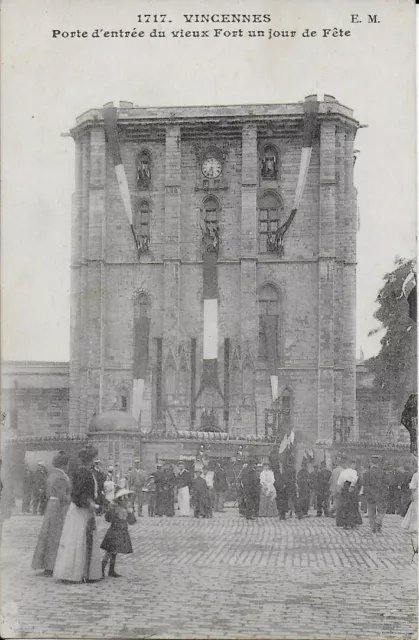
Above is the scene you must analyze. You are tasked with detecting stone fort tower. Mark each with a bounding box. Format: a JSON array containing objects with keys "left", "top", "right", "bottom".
[{"left": 69, "top": 95, "right": 359, "bottom": 453}]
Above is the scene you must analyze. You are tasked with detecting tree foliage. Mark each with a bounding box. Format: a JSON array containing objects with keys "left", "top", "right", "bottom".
[{"left": 366, "top": 257, "right": 417, "bottom": 411}]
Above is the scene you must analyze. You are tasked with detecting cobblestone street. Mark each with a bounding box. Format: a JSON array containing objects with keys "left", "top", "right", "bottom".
[{"left": 0, "top": 509, "right": 417, "bottom": 639}]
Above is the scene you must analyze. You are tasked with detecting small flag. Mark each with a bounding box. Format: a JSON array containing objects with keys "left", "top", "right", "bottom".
[{"left": 278, "top": 432, "right": 288, "bottom": 455}]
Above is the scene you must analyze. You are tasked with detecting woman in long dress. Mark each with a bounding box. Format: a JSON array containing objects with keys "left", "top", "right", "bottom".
[
  {"left": 32, "top": 452, "right": 71, "bottom": 575},
  {"left": 402, "top": 470, "right": 418, "bottom": 558},
  {"left": 259, "top": 462, "right": 278, "bottom": 517},
  {"left": 336, "top": 464, "right": 362, "bottom": 529},
  {"left": 53, "top": 446, "right": 102, "bottom": 583}
]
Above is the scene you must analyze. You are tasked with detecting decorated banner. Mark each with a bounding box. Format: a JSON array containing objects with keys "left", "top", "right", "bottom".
[
  {"left": 196, "top": 251, "right": 223, "bottom": 400},
  {"left": 132, "top": 316, "right": 150, "bottom": 422},
  {"left": 262, "top": 315, "right": 279, "bottom": 402}
]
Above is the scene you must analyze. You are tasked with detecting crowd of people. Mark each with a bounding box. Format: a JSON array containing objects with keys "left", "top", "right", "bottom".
[
  {"left": 30, "top": 447, "right": 138, "bottom": 582},
  {"left": 234, "top": 453, "right": 417, "bottom": 534},
  {"left": 1, "top": 445, "right": 416, "bottom": 585}
]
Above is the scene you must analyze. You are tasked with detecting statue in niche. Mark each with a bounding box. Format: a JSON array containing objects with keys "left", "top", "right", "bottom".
[
  {"left": 200, "top": 219, "right": 219, "bottom": 253},
  {"left": 261, "top": 148, "right": 278, "bottom": 180},
  {"left": 136, "top": 151, "right": 151, "bottom": 189}
]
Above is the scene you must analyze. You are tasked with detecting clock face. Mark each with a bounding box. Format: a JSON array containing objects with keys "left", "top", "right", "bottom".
[{"left": 201, "top": 157, "right": 222, "bottom": 179}]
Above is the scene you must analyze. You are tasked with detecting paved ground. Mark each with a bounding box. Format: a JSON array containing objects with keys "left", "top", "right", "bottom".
[{"left": 0, "top": 506, "right": 417, "bottom": 639}]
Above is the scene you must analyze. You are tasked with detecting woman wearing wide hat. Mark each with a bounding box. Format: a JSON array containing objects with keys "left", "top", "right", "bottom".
[
  {"left": 32, "top": 451, "right": 71, "bottom": 575},
  {"left": 53, "top": 446, "right": 102, "bottom": 583}
]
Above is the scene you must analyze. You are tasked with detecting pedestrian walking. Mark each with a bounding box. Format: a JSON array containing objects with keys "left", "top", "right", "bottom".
[
  {"left": 22, "top": 464, "right": 33, "bottom": 513},
  {"left": 237, "top": 462, "right": 247, "bottom": 516},
  {"left": 145, "top": 473, "right": 156, "bottom": 517},
  {"left": 398, "top": 466, "right": 413, "bottom": 516},
  {"left": 362, "top": 455, "right": 388, "bottom": 534},
  {"left": 296, "top": 459, "right": 311, "bottom": 518},
  {"left": 386, "top": 464, "right": 400, "bottom": 514},
  {"left": 241, "top": 457, "right": 260, "bottom": 520},
  {"left": 203, "top": 468, "right": 215, "bottom": 513},
  {"left": 176, "top": 460, "right": 192, "bottom": 516},
  {"left": 401, "top": 467, "right": 418, "bottom": 560},
  {"left": 104, "top": 469, "right": 116, "bottom": 506},
  {"left": 32, "top": 452, "right": 71, "bottom": 575},
  {"left": 101, "top": 488, "right": 136, "bottom": 578},
  {"left": 315, "top": 461, "right": 331, "bottom": 517},
  {"left": 154, "top": 461, "right": 164, "bottom": 515},
  {"left": 273, "top": 465, "right": 288, "bottom": 520},
  {"left": 155, "top": 463, "right": 176, "bottom": 517},
  {"left": 127, "top": 458, "right": 147, "bottom": 516},
  {"left": 53, "top": 446, "right": 102, "bottom": 583},
  {"left": 258, "top": 462, "right": 278, "bottom": 517},
  {"left": 92, "top": 459, "right": 106, "bottom": 515},
  {"left": 283, "top": 459, "right": 297, "bottom": 518},
  {"left": 32, "top": 462, "right": 48, "bottom": 516},
  {"left": 329, "top": 456, "right": 345, "bottom": 517},
  {"left": 213, "top": 462, "right": 228, "bottom": 512},
  {"left": 336, "top": 461, "right": 362, "bottom": 529},
  {"left": 309, "top": 465, "right": 319, "bottom": 511},
  {"left": 192, "top": 467, "right": 212, "bottom": 518}
]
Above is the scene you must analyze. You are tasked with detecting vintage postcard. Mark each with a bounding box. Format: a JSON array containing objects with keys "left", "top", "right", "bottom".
[{"left": 1, "top": 0, "right": 417, "bottom": 638}]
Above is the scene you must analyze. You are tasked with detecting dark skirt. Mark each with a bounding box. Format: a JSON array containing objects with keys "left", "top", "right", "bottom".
[
  {"left": 336, "top": 486, "right": 362, "bottom": 527},
  {"left": 155, "top": 489, "right": 175, "bottom": 517},
  {"left": 101, "top": 519, "right": 132, "bottom": 554}
]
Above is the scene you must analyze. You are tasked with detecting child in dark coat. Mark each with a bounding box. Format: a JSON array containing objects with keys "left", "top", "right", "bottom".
[{"left": 101, "top": 489, "right": 136, "bottom": 578}]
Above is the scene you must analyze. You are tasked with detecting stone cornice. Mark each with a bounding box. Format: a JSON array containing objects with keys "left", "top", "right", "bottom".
[{"left": 69, "top": 101, "right": 360, "bottom": 140}]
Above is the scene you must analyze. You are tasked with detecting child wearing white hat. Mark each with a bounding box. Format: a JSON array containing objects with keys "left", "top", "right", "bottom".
[{"left": 100, "top": 489, "right": 136, "bottom": 578}]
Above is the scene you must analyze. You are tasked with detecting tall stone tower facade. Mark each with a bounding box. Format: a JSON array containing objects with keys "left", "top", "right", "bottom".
[{"left": 69, "top": 95, "right": 359, "bottom": 453}]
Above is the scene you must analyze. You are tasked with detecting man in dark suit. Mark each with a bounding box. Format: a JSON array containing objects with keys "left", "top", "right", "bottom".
[
  {"left": 273, "top": 465, "right": 289, "bottom": 520},
  {"left": 241, "top": 457, "right": 260, "bottom": 520},
  {"left": 363, "top": 455, "right": 389, "bottom": 533},
  {"left": 92, "top": 459, "right": 106, "bottom": 514},
  {"left": 214, "top": 462, "right": 229, "bottom": 512},
  {"left": 315, "top": 461, "right": 331, "bottom": 517}
]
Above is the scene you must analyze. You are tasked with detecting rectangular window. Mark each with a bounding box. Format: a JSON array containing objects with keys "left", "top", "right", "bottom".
[{"left": 259, "top": 208, "right": 280, "bottom": 253}]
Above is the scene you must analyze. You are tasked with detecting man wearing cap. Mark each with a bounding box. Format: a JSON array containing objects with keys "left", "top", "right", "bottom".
[
  {"left": 32, "top": 462, "right": 48, "bottom": 516},
  {"left": 128, "top": 458, "right": 147, "bottom": 517},
  {"left": 363, "top": 455, "right": 389, "bottom": 533}
]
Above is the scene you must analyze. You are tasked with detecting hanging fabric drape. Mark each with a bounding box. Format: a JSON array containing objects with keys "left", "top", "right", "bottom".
[
  {"left": 274, "top": 100, "right": 319, "bottom": 255},
  {"left": 131, "top": 316, "right": 150, "bottom": 422},
  {"left": 103, "top": 105, "right": 140, "bottom": 254},
  {"left": 262, "top": 315, "right": 279, "bottom": 402},
  {"left": 196, "top": 252, "right": 223, "bottom": 400}
]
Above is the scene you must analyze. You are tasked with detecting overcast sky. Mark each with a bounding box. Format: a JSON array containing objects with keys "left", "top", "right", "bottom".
[{"left": 1, "top": 0, "right": 416, "bottom": 362}]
